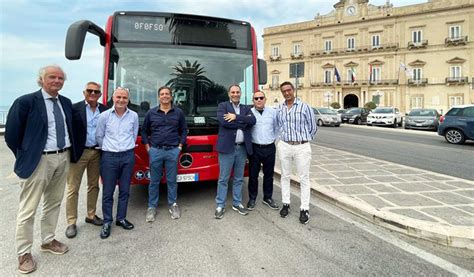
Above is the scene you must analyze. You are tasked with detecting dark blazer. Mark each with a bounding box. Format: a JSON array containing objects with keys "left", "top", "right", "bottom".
[
  {"left": 70, "top": 101, "right": 108, "bottom": 163},
  {"left": 216, "top": 101, "right": 256, "bottom": 155},
  {"left": 5, "top": 89, "right": 75, "bottom": 179}
]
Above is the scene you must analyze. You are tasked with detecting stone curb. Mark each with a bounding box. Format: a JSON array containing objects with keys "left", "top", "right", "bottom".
[{"left": 273, "top": 168, "right": 474, "bottom": 250}]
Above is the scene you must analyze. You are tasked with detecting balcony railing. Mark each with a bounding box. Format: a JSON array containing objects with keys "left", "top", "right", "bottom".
[
  {"left": 407, "top": 40, "right": 428, "bottom": 50},
  {"left": 408, "top": 78, "right": 428, "bottom": 86},
  {"left": 269, "top": 55, "right": 281, "bottom": 62},
  {"left": 309, "top": 79, "right": 398, "bottom": 87},
  {"left": 445, "top": 77, "right": 468, "bottom": 85},
  {"left": 290, "top": 52, "right": 304, "bottom": 59},
  {"left": 445, "top": 36, "right": 468, "bottom": 46},
  {"left": 309, "top": 43, "right": 398, "bottom": 56}
]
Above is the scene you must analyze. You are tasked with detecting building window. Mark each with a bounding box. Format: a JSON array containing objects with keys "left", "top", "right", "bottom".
[
  {"left": 347, "top": 37, "right": 355, "bottom": 50},
  {"left": 412, "top": 30, "right": 422, "bottom": 44},
  {"left": 324, "top": 70, "right": 332, "bottom": 83},
  {"left": 271, "top": 45, "right": 280, "bottom": 57},
  {"left": 413, "top": 68, "right": 422, "bottom": 80},
  {"left": 371, "top": 67, "right": 381, "bottom": 81},
  {"left": 450, "top": 66, "right": 461, "bottom": 78},
  {"left": 271, "top": 75, "right": 279, "bottom": 89},
  {"left": 293, "top": 43, "right": 302, "bottom": 55},
  {"left": 449, "top": 25, "right": 461, "bottom": 39},
  {"left": 371, "top": 34, "right": 380, "bottom": 48},
  {"left": 411, "top": 96, "right": 423, "bottom": 109},
  {"left": 346, "top": 69, "right": 354, "bottom": 82},
  {"left": 289, "top": 62, "right": 304, "bottom": 78},
  {"left": 325, "top": 40, "right": 332, "bottom": 52},
  {"left": 449, "top": 96, "right": 463, "bottom": 107}
]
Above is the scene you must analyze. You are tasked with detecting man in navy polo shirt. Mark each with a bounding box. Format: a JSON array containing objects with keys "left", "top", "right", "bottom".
[{"left": 142, "top": 86, "right": 187, "bottom": 222}]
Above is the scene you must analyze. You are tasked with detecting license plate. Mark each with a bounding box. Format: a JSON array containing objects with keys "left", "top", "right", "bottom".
[
  {"left": 416, "top": 123, "right": 422, "bottom": 126},
  {"left": 176, "top": 173, "right": 198, "bottom": 182}
]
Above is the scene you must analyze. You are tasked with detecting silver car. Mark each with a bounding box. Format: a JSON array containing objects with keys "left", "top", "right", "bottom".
[
  {"left": 313, "top": 107, "right": 341, "bottom": 127},
  {"left": 404, "top": 109, "right": 440, "bottom": 131}
]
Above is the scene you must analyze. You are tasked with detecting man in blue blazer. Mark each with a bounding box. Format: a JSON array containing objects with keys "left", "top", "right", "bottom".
[
  {"left": 214, "top": 84, "right": 256, "bottom": 219},
  {"left": 65, "top": 81, "right": 108, "bottom": 239},
  {"left": 5, "top": 65, "right": 76, "bottom": 274}
]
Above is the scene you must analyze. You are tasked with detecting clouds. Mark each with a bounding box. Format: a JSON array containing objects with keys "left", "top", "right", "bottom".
[{"left": 0, "top": 0, "right": 425, "bottom": 106}]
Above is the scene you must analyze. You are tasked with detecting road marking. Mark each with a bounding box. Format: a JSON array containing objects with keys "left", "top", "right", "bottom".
[{"left": 304, "top": 190, "right": 473, "bottom": 276}]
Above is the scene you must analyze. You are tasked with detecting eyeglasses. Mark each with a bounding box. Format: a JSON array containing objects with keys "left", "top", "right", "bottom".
[
  {"left": 85, "top": 89, "right": 101, "bottom": 95},
  {"left": 253, "top": 96, "right": 265, "bottom": 101}
]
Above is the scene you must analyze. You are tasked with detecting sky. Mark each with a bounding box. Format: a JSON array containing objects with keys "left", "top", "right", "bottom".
[{"left": 0, "top": 0, "right": 425, "bottom": 107}]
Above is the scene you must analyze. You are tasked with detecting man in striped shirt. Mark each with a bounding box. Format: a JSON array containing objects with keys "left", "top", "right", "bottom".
[{"left": 276, "top": 81, "right": 317, "bottom": 224}]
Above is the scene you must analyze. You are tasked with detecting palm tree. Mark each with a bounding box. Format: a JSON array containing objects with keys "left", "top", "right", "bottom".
[{"left": 166, "top": 60, "right": 213, "bottom": 115}]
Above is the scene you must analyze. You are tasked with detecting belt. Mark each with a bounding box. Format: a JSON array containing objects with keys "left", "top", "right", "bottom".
[
  {"left": 235, "top": 142, "right": 244, "bottom": 146},
  {"left": 85, "top": 145, "right": 98, "bottom": 150},
  {"left": 252, "top": 143, "right": 274, "bottom": 148},
  {"left": 284, "top": 141, "right": 308, "bottom": 145},
  {"left": 43, "top": 148, "right": 69, "bottom": 155},
  {"left": 155, "top": 145, "right": 178, "bottom": 150}
]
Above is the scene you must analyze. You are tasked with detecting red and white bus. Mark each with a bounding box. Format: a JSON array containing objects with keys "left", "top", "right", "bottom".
[{"left": 65, "top": 12, "right": 267, "bottom": 185}]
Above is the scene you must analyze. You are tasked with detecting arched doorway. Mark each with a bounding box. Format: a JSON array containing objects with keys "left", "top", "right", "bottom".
[{"left": 344, "top": 94, "right": 359, "bottom": 109}]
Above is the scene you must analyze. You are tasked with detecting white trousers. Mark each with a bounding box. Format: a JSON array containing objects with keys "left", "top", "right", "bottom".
[{"left": 277, "top": 141, "right": 312, "bottom": 210}]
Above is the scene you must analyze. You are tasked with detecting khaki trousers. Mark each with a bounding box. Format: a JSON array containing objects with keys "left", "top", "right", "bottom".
[
  {"left": 66, "top": 149, "right": 101, "bottom": 225},
  {"left": 16, "top": 151, "right": 70, "bottom": 256}
]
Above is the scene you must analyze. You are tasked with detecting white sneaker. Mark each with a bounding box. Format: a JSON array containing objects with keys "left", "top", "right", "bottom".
[{"left": 146, "top": 207, "right": 156, "bottom": 222}]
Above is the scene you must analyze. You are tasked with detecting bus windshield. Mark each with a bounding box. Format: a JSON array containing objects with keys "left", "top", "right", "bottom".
[{"left": 107, "top": 44, "right": 254, "bottom": 134}]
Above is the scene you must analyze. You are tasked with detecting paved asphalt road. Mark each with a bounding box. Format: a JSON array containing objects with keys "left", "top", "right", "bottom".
[
  {"left": 1, "top": 140, "right": 473, "bottom": 275},
  {"left": 315, "top": 125, "right": 474, "bottom": 181}
]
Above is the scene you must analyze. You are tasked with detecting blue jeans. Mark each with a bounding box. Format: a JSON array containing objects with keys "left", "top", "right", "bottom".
[
  {"left": 148, "top": 146, "right": 180, "bottom": 208},
  {"left": 215, "top": 144, "right": 247, "bottom": 208},
  {"left": 101, "top": 150, "right": 135, "bottom": 224}
]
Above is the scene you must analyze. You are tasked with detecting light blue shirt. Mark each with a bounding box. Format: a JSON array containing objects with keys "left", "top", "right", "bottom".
[
  {"left": 85, "top": 101, "right": 101, "bottom": 147},
  {"left": 42, "top": 89, "right": 71, "bottom": 151},
  {"left": 96, "top": 107, "right": 138, "bottom": 152},
  {"left": 277, "top": 98, "right": 317, "bottom": 142},
  {"left": 251, "top": 106, "right": 278, "bottom": 145},
  {"left": 232, "top": 102, "right": 244, "bottom": 144}
]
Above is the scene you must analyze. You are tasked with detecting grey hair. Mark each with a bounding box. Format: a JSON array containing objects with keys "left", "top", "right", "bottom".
[
  {"left": 37, "top": 65, "right": 67, "bottom": 87},
  {"left": 84, "top": 81, "right": 101, "bottom": 89}
]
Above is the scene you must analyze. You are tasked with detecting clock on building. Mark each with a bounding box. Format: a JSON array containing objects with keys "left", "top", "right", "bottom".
[{"left": 346, "top": 6, "right": 356, "bottom": 15}]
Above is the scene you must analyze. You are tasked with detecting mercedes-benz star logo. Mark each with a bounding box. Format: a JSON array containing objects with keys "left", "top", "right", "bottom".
[{"left": 179, "top": 153, "right": 193, "bottom": 168}]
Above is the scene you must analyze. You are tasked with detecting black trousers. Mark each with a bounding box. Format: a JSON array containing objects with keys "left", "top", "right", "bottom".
[{"left": 248, "top": 143, "right": 276, "bottom": 200}]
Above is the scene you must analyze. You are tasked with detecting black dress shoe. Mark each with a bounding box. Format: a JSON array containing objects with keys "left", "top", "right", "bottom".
[
  {"left": 116, "top": 219, "right": 134, "bottom": 230},
  {"left": 100, "top": 223, "right": 111, "bottom": 239},
  {"left": 85, "top": 215, "right": 104, "bottom": 226},
  {"left": 65, "top": 224, "right": 77, "bottom": 238}
]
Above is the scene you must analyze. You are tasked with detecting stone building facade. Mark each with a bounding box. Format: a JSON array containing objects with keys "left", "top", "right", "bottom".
[{"left": 263, "top": 0, "right": 473, "bottom": 113}]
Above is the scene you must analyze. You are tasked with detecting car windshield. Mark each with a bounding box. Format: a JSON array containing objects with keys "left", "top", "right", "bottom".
[
  {"left": 318, "top": 108, "right": 336, "bottom": 115},
  {"left": 408, "top": 110, "right": 436, "bottom": 116},
  {"left": 107, "top": 44, "right": 254, "bottom": 134},
  {"left": 347, "top": 108, "right": 361, "bottom": 114},
  {"left": 372, "top": 108, "right": 393, "bottom": 113}
]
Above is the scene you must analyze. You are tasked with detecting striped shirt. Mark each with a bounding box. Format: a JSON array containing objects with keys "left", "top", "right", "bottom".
[{"left": 277, "top": 98, "right": 317, "bottom": 142}]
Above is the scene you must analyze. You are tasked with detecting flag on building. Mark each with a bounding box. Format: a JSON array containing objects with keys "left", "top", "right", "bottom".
[
  {"left": 334, "top": 67, "right": 341, "bottom": 82},
  {"left": 369, "top": 64, "right": 373, "bottom": 82},
  {"left": 350, "top": 67, "right": 356, "bottom": 82},
  {"left": 400, "top": 62, "right": 413, "bottom": 77}
]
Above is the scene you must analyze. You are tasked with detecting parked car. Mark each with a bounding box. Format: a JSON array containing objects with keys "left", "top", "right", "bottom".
[
  {"left": 437, "top": 104, "right": 474, "bottom": 144},
  {"left": 335, "top": 109, "right": 347, "bottom": 120},
  {"left": 313, "top": 107, "right": 341, "bottom": 127},
  {"left": 366, "top": 107, "right": 403, "bottom": 127},
  {"left": 404, "top": 109, "right": 440, "bottom": 131},
  {"left": 341, "top": 107, "right": 370, "bottom": 125}
]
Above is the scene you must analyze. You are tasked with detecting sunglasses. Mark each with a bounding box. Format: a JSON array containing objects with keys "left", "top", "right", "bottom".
[
  {"left": 85, "top": 89, "right": 101, "bottom": 95},
  {"left": 253, "top": 96, "right": 265, "bottom": 101}
]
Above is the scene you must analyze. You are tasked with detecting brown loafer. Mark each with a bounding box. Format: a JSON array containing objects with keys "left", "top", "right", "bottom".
[
  {"left": 18, "top": 253, "right": 36, "bottom": 274},
  {"left": 85, "top": 215, "right": 103, "bottom": 226},
  {"left": 40, "top": 239, "right": 69, "bottom": 255}
]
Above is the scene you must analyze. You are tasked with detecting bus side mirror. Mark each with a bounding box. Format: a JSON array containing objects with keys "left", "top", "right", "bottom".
[
  {"left": 65, "top": 20, "right": 106, "bottom": 60},
  {"left": 258, "top": 58, "right": 267, "bottom": 85}
]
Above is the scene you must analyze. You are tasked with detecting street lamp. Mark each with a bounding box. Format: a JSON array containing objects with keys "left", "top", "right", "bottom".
[{"left": 323, "top": 91, "right": 333, "bottom": 108}]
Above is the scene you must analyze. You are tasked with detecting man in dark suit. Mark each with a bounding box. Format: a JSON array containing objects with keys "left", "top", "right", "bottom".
[
  {"left": 214, "top": 84, "right": 256, "bottom": 219},
  {"left": 65, "top": 81, "right": 108, "bottom": 239},
  {"left": 5, "top": 65, "right": 76, "bottom": 274}
]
